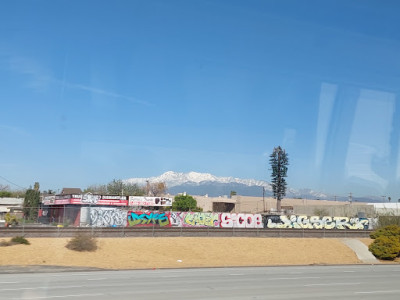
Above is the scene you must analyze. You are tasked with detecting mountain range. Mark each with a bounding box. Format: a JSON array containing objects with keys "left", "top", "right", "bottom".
[{"left": 124, "top": 171, "right": 331, "bottom": 199}]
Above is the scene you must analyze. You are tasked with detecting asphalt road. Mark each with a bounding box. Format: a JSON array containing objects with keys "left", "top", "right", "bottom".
[{"left": 1, "top": 265, "right": 400, "bottom": 299}]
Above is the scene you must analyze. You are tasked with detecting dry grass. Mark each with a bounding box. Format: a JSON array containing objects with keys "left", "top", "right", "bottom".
[
  {"left": 0, "top": 237, "right": 369, "bottom": 269},
  {"left": 65, "top": 234, "right": 97, "bottom": 252}
]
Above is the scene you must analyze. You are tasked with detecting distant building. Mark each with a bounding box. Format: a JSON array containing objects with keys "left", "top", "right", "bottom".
[
  {"left": 61, "top": 188, "right": 82, "bottom": 195},
  {"left": 0, "top": 197, "right": 24, "bottom": 224}
]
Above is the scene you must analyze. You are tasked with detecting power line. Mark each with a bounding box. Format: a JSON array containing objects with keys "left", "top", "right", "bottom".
[{"left": 0, "top": 175, "right": 26, "bottom": 190}]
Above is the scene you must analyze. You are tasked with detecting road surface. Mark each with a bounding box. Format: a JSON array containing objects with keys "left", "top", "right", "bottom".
[{"left": 1, "top": 265, "right": 399, "bottom": 299}]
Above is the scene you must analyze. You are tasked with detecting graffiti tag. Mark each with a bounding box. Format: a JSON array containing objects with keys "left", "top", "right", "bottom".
[
  {"left": 220, "top": 213, "right": 263, "bottom": 228},
  {"left": 90, "top": 208, "right": 127, "bottom": 227},
  {"left": 265, "top": 215, "right": 369, "bottom": 230},
  {"left": 127, "top": 211, "right": 171, "bottom": 227}
]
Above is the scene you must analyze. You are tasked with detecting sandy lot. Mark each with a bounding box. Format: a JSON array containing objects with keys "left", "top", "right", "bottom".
[{"left": 0, "top": 237, "right": 368, "bottom": 269}]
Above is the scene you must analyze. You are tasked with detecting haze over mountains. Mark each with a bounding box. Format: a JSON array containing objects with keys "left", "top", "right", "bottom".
[{"left": 124, "top": 171, "right": 331, "bottom": 200}]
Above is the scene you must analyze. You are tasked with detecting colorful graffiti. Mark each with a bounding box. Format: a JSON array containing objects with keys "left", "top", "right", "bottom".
[
  {"left": 127, "top": 211, "right": 171, "bottom": 227},
  {"left": 220, "top": 213, "right": 264, "bottom": 228},
  {"left": 184, "top": 212, "right": 219, "bottom": 227},
  {"left": 265, "top": 215, "right": 369, "bottom": 230},
  {"left": 79, "top": 207, "right": 371, "bottom": 230},
  {"left": 89, "top": 207, "right": 127, "bottom": 227},
  {"left": 170, "top": 212, "right": 220, "bottom": 227}
]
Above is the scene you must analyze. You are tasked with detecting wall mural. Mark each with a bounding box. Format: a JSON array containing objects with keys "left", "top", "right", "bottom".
[{"left": 82, "top": 207, "right": 371, "bottom": 230}]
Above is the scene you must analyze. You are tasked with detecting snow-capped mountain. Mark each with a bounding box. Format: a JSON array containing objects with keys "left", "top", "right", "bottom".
[
  {"left": 125, "top": 171, "right": 270, "bottom": 188},
  {"left": 124, "top": 171, "right": 330, "bottom": 199}
]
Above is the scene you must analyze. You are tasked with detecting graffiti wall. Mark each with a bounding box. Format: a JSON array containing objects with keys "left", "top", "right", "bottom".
[
  {"left": 265, "top": 215, "right": 369, "bottom": 230},
  {"left": 88, "top": 207, "right": 128, "bottom": 227},
  {"left": 170, "top": 212, "right": 220, "bottom": 227},
  {"left": 127, "top": 211, "right": 171, "bottom": 227},
  {"left": 79, "top": 208, "right": 371, "bottom": 230}
]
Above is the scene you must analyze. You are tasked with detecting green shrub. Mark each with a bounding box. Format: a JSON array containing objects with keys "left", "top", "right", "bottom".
[
  {"left": 370, "top": 224, "right": 400, "bottom": 239},
  {"left": 5, "top": 213, "right": 19, "bottom": 226},
  {"left": 377, "top": 215, "right": 400, "bottom": 228},
  {"left": 66, "top": 234, "right": 97, "bottom": 252},
  {"left": 10, "top": 236, "right": 30, "bottom": 245},
  {"left": 0, "top": 236, "right": 30, "bottom": 246},
  {"left": 369, "top": 236, "right": 400, "bottom": 260}
]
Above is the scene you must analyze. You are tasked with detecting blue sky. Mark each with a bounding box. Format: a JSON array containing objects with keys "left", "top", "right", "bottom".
[{"left": 1, "top": 0, "right": 399, "bottom": 198}]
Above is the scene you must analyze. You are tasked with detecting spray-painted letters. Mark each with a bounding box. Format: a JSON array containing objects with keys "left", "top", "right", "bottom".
[
  {"left": 170, "top": 212, "right": 220, "bottom": 227},
  {"left": 220, "top": 213, "right": 263, "bottom": 228},
  {"left": 90, "top": 207, "right": 127, "bottom": 227},
  {"left": 81, "top": 207, "right": 371, "bottom": 230},
  {"left": 127, "top": 211, "right": 171, "bottom": 227},
  {"left": 265, "top": 215, "right": 369, "bottom": 230}
]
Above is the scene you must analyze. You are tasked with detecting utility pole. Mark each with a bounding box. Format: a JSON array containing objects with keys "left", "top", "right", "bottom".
[
  {"left": 146, "top": 180, "right": 150, "bottom": 196},
  {"left": 262, "top": 187, "right": 266, "bottom": 212},
  {"left": 348, "top": 192, "right": 352, "bottom": 204}
]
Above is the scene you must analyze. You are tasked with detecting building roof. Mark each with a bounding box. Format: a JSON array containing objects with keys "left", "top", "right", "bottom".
[
  {"left": 0, "top": 197, "right": 24, "bottom": 205},
  {"left": 61, "top": 188, "right": 82, "bottom": 195}
]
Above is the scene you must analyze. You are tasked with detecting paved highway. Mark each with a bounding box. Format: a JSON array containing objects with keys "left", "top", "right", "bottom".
[{"left": 1, "top": 265, "right": 400, "bottom": 299}]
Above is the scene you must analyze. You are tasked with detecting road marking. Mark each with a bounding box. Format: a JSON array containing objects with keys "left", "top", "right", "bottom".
[
  {"left": 269, "top": 277, "right": 320, "bottom": 281},
  {"left": 87, "top": 278, "right": 107, "bottom": 281},
  {"left": 305, "top": 282, "right": 360, "bottom": 287},
  {"left": 355, "top": 290, "right": 400, "bottom": 294},
  {"left": 0, "top": 281, "right": 19, "bottom": 284},
  {"left": 229, "top": 274, "right": 245, "bottom": 276},
  {"left": 52, "top": 273, "right": 93, "bottom": 277},
  {"left": 12, "top": 293, "right": 104, "bottom": 299},
  {"left": 1, "top": 285, "right": 85, "bottom": 292},
  {"left": 343, "top": 271, "right": 356, "bottom": 273}
]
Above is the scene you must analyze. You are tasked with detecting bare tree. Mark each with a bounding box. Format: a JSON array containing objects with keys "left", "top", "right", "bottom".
[
  {"left": 147, "top": 182, "right": 167, "bottom": 196},
  {"left": 84, "top": 184, "right": 108, "bottom": 194},
  {"left": 0, "top": 184, "right": 9, "bottom": 191}
]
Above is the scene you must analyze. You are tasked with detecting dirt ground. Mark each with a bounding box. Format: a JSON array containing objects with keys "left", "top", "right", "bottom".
[{"left": 0, "top": 237, "right": 371, "bottom": 269}]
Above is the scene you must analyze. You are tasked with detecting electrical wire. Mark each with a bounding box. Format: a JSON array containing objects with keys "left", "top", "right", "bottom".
[{"left": 0, "top": 175, "right": 26, "bottom": 190}]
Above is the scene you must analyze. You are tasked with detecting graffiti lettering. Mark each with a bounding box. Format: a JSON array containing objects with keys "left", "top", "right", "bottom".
[
  {"left": 265, "top": 215, "right": 369, "bottom": 230},
  {"left": 90, "top": 208, "right": 127, "bottom": 227},
  {"left": 170, "top": 212, "right": 183, "bottom": 227},
  {"left": 127, "top": 211, "right": 171, "bottom": 227},
  {"left": 220, "top": 213, "right": 263, "bottom": 228},
  {"left": 183, "top": 212, "right": 219, "bottom": 227}
]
